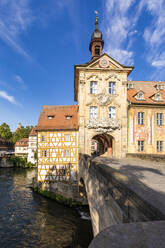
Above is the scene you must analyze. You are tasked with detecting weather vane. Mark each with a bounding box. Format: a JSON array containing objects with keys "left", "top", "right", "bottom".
[{"left": 94, "top": 10, "right": 99, "bottom": 29}]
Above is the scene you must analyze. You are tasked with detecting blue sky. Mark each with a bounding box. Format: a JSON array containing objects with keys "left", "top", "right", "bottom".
[{"left": 0, "top": 0, "right": 165, "bottom": 131}]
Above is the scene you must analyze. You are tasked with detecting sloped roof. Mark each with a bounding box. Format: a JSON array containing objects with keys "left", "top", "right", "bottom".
[
  {"left": 127, "top": 81, "right": 165, "bottom": 105},
  {"left": 15, "top": 138, "right": 28, "bottom": 147},
  {"left": 36, "top": 105, "right": 78, "bottom": 131}
]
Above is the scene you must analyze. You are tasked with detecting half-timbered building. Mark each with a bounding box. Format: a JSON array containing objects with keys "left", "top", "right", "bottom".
[{"left": 36, "top": 105, "right": 78, "bottom": 183}]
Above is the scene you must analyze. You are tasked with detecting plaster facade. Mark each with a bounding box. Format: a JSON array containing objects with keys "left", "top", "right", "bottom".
[
  {"left": 28, "top": 135, "right": 37, "bottom": 164},
  {"left": 75, "top": 54, "right": 133, "bottom": 158},
  {"left": 128, "top": 105, "right": 165, "bottom": 154}
]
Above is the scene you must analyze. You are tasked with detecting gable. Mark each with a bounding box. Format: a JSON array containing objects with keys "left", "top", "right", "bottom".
[
  {"left": 87, "top": 53, "right": 133, "bottom": 71},
  {"left": 74, "top": 53, "right": 134, "bottom": 101}
]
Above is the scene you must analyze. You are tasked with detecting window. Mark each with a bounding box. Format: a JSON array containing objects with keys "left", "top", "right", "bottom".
[
  {"left": 64, "top": 150, "right": 69, "bottom": 157},
  {"left": 41, "top": 135, "right": 45, "bottom": 142},
  {"left": 138, "top": 112, "right": 144, "bottom": 125},
  {"left": 128, "top": 83, "right": 134, "bottom": 89},
  {"left": 90, "top": 81, "right": 98, "bottom": 94},
  {"left": 65, "top": 134, "right": 70, "bottom": 141},
  {"left": 157, "top": 84, "right": 164, "bottom": 90},
  {"left": 42, "top": 150, "right": 47, "bottom": 157},
  {"left": 66, "top": 116, "right": 72, "bottom": 120},
  {"left": 48, "top": 115, "right": 54, "bottom": 120},
  {"left": 108, "top": 107, "right": 116, "bottom": 119},
  {"left": 155, "top": 93, "right": 161, "bottom": 101},
  {"left": 157, "top": 141, "right": 163, "bottom": 152},
  {"left": 90, "top": 106, "right": 98, "bottom": 119},
  {"left": 137, "top": 92, "right": 144, "bottom": 100},
  {"left": 138, "top": 141, "right": 144, "bottom": 152},
  {"left": 157, "top": 113, "right": 163, "bottom": 126},
  {"left": 109, "top": 82, "right": 116, "bottom": 94},
  {"left": 95, "top": 46, "right": 100, "bottom": 56}
]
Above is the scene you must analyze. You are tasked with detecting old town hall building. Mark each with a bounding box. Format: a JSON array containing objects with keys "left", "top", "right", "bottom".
[{"left": 36, "top": 15, "right": 165, "bottom": 184}]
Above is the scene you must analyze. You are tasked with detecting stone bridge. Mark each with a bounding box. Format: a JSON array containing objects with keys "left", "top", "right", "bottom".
[{"left": 79, "top": 154, "right": 165, "bottom": 247}]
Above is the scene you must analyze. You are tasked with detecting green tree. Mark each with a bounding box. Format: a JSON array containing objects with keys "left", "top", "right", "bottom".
[
  {"left": 12, "top": 125, "right": 33, "bottom": 144},
  {"left": 0, "top": 122, "right": 12, "bottom": 140}
]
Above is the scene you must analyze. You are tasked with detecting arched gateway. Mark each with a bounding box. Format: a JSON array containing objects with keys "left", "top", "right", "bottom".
[{"left": 91, "top": 134, "right": 114, "bottom": 156}]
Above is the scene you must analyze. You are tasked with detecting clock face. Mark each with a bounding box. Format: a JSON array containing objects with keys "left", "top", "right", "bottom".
[{"left": 99, "top": 58, "right": 109, "bottom": 68}]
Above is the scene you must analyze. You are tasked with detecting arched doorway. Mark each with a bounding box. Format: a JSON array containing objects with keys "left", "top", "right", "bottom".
[{"left": 91, "top": 134, "right": 114, "bottom": 157}]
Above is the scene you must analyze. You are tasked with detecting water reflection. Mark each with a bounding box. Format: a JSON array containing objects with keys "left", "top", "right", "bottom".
[{"left": 0, "top": 168, "right": 93, "bottom": 248}]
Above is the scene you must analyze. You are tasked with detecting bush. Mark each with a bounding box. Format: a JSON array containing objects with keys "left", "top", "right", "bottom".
[{"left": 8, "top": 156, "right": 36, "bottom": 168}]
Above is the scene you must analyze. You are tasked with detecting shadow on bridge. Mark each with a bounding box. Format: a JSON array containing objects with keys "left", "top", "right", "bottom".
[{"left": 79, "top": 153, "right": 165, "bottom": 236}]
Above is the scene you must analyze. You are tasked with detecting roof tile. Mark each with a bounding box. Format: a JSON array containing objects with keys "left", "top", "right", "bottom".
[{"left": 36, "top": 105, "right": 78, "bottom": 131}]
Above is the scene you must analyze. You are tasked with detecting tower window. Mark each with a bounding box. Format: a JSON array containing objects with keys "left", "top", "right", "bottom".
[
  {"left": 138, "top": 141, "right": 144, "bottom": 152},
  {"left": 95, "top": 46, "right": 100, "bottom": 56},
  {"left": 90, "top": 81, "right": 98, "bottom": 94},
  {"left": 90, "top": 106, "right": 98, "bottom": 119},
  {"left": 108, "top": 107, "right": 116, "bottom": 119},
  {"left": 109, "top": 82, "right": 116, "bottom": 94},
  {"left": 157, "top": 141, "right": 163, "bottom": 152}
]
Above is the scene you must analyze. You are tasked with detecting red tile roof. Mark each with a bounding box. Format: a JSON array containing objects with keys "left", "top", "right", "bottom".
[
  {"left": 36, "top": 105, "right": 78, "bottom": 131},
  {"left": 127, "top": 81, "right": 165, "bottom": 105},
  {"left": 15, "top": 138, "right": 28, "bottom": 147}
]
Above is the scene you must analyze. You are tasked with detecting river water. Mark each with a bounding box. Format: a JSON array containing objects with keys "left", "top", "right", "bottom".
[{"left": 0, "top": 168, "right": 93, "bottom": 248}]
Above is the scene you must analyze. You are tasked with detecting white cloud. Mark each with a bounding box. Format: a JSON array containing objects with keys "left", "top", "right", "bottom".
[
  {"left": 14, "top": 74, "right": 27, "bottom": 89},
  {"left": 151, "top": 51, "right": 165, "bottom": 68},
  {"left": 103, "top": 0, "right": 165, "bottom": 74},
  {"left": 152, "top": 60, "right": 165, "bottom": 68},
  {"left": 15, "top": 75, "right": 24, "bottom": 84},
  {"left": 0, "top": 0, "right": 33, "bottom": 59},
  {"left": 0, "top": 90, "right": 16, "bottom": 104},
  {"left": 103, "top": 0, "right": 136, "bottom": 65}
]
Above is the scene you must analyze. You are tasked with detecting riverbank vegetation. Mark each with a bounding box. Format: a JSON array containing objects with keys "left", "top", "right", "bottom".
[
  {"left": 33, "top": 187, "right": 82, "bottom": 207},
  {"left": 8, "top": 156, "right": 36, "bottom": 168}
]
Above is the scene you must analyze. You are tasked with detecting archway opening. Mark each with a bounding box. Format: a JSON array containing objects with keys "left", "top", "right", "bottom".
[{"left": 91, "top": 134, "right": 114, "bottom": 157}]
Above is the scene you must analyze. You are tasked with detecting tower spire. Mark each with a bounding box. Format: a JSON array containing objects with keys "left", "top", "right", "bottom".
[{"left": 89, "top": 11, "right": 104, "bottom": 59}]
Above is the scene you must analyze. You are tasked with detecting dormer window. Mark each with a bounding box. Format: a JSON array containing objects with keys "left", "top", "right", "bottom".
[
  {"left": 137, "top": 91, "right": 144, "bottom": 100},
  {"left": 48, "top": 115, "right": 54, "bottom": 120},
  {"left": 128, "top": 83, "right": 134, "bottom": 89},
  {"left": 66, "top": 115, "right": 72, "bottom": 120},
  {"left": 155, "top": 93, "right": 161, "bottom": 101},
  {"left": 95, "top": 46, "right": 100, "bottom": 56},
  {"left": 156, "top": 84, "right": 164, "bottom": 90}
]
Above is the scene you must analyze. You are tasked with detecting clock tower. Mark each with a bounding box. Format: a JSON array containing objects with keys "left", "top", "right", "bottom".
[
  {"left": 89, "top": 13, "right": 104, "bottom": 59},
  {"left": 74, "top": 14, "right": 133, "bottom": 158}
]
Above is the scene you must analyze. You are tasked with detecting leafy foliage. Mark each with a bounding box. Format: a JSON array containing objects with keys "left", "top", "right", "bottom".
[
  {"left": 9, "top": 156, "right": 36, "bottom": 168},
  {"left": 0, "top": 123, "right": 33, "bottom": 144},
  {"left": 0, "top": 123, "right": 12, "bottom": 140},
  {"left": 12, "top": 125, "right": 33, "bottom": 144}
]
